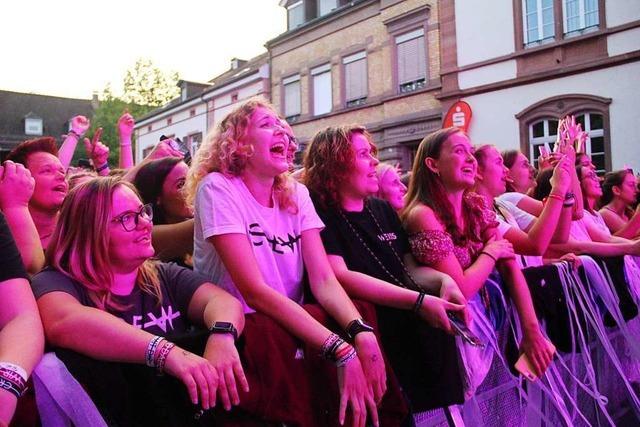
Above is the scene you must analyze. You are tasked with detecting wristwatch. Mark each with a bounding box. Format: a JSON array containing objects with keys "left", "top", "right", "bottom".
[
  {"left": 209, "top": 321, "right": 238, "bottom": 341},
  {"left": 345, "top": 319, "right": 374, "bottom": 341}
]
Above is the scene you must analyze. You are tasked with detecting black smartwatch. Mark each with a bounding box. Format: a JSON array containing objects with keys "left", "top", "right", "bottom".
[
  {"left": 345, "top": 319, "right": 374, "bottom": 341},
  {"left": 209, "top": 321, "right": 238, "bottom": 341}
]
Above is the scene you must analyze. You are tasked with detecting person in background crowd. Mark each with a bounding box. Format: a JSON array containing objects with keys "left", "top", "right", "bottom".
[
  {"left": 31, "top": 178, "right": 246, "bottom": 418},
  {"left": 66, "top": 168, "right": 98, "bottom": 191},
  {"left": 0, "top": 212, "right": 44, "bottom": 425},
  {"left": 501, "top": 149, "right": 537, "bottom": 196},
  {"left": 186, "top": 99, "right": 385, "bottom": 427},
  {"left": 599, "top": 169, "right": 640, "bottom": 239},
  {"left": 303, "top": 125, "right": 468, "bottom": 413},
  {"left": 474, "top": 144, "right": 574, "bottom": 269},
  {"left": 375, "top": 163, "right": 407, "bottom": 212},
  {"left": 402, "top": 128, "right": 554, "bottom": 378},
  {"left": 5, "top": 138, "right": 67, "bottom": 251},
  {"left": 576, "top": 152, "right": 596, "bottom": 170},
  {"left": 133, "top": 157, "right": 194, "bottom": 267}
]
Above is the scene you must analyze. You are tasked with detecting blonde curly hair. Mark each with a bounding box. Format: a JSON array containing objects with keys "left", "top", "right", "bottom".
[{"left": 184, "top": 97, "right": 297, "bottom": 213}]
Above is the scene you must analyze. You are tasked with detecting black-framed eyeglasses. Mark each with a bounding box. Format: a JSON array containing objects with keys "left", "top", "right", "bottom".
[{"left": 112, "top": 203, "right": 153, "bottom": 232}]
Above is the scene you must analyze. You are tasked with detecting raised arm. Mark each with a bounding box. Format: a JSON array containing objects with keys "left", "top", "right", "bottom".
[
  {"left": 118, "top": 113, "right": 135, "bottom": 169},
  {"left": 82, "top": 128, "right": 111, "bottom": 176},
  {"left": 58, "top": 116, "right": 90, "bottom": 170},
  {"left": 0, "top": 162, "right": 44, "bottom": 274}
]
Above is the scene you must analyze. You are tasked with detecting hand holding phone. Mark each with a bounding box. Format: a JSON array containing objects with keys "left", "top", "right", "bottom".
[
  {"left": 448, "top": 312, "right": 484, "bottom": 347},
  {"left": 514, "top": 338, "right": 556, "bottom": 381}
]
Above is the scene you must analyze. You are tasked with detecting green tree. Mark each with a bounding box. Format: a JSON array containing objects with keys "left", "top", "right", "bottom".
[{"left": 74, "top": 60, "right": 180, "bottom": 167}]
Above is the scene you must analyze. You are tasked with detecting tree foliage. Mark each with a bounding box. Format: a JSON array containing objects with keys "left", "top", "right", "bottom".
[{"left": 75, "top": 59, "right": 180, "bottom": 167}]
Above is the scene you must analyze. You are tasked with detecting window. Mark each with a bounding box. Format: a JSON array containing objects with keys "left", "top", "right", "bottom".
[
  {"left": 287, "top": 1, "right": 304, "bottom": 30},
  {"left": 528, "top": 118, "right": 559, "bottom": 168},
  {"left": 25, "top": 117, "right": 43, "bottom": 135},
  {"left": 283, "top": 74, "right": 301, "bottom": 121},
  {"left": 318, "top": 0, "right": 337, "bottom": 16},
  {"left": 343, "top": 51, "right": 367, "bottom": 107},
  {"left": 396, "top": 29, "right": 427, "bottom": 94},
  {"left": 563, "top": 0, "right": 599, "bottom": 35},
  {"left": 527, "top": 112, "right": 606, "bottom": 173},
  {"left": 311, "top": 63, "right": 332, "bottom": 116},
  {"left": 523, "top": 0, "right": 555, "bottom": 45}
]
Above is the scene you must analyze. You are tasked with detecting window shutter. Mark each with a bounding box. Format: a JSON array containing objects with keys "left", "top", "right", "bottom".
[{"left": 345, "top": 54, "right": 367, "bottom": 102}]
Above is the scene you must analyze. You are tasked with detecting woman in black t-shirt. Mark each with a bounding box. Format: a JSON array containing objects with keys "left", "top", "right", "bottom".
[
  {"left": 31, "top": 177, "right": 246, "bottom": 415},
  {"left": 302, "top": 125, "right": 468, "bottom": 410}
]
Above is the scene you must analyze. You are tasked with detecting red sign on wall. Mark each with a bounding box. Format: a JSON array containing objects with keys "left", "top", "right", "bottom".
[{"left": 443, "top": 100, "right": 472, "bottom": 133}]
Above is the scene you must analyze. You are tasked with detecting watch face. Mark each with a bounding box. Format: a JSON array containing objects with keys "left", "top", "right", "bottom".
[{"left": 214, "top": 322, "right": 233, "bottom": 330}]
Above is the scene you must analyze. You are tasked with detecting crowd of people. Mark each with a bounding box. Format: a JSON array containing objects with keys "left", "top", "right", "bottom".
[{"left": 1, "top": 98, "right": 640, "bottom": 426}]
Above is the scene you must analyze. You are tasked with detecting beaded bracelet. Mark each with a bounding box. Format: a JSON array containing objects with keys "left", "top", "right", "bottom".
[
  {"left": 146, "top": 336, "right": 164, "bottom": 367},
  {"left": 155, "top": 341, "right": 175, "bottom": 373},
  {"left": 67, "top": 129, "right": 83, "bottom": 140}
]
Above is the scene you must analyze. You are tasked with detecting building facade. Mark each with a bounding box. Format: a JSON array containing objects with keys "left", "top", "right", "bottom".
[
  {"left": 133, "top": 55, "right": 269, "bottom": 163},
  {"left": 0, "top": 90, "right": 96, "bottom": 160},
  {"left": 269, "top": 0, "right": 443, "bottom": 170},
  {"left": 439, "top": 0, "right": 640, "bottom": 173}
]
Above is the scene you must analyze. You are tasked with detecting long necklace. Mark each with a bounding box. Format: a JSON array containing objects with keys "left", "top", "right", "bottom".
[{"left": 339, "top": 202, "right": 421, "bottom": 291}]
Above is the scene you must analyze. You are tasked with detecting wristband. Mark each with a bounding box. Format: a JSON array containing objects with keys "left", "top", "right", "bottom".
[
  {"left": 96, "top": 163, "right": 109, "bottom": 173},
  {"left": 413, "top": 291, "right": 426, "bottom": 314},
  {"left": 146, "top": 336, "right": 164, "bottom": 367},
  {"left": 155, "top": 341, "right": 175, "bottom": 373},
  {"left": 547, "top": 193, "right": 564, "bottom": 202},
  {"left": 0, "top": 362, "right": 28, "bottom": 383},
  {"left": 68, "top": 129, "right": 83, "bottom": 140},
  {"left": 335, "top": 345, "right": 357, "bottom": 367},
  {"left": 320, "top": 333, "right": 341, "bottom": 360},
  {"left": 0, "top": 376, "right": 24, "bottom": 398},
  {"left": 480, "top": 251, "right": 498, "bottom": 263}
]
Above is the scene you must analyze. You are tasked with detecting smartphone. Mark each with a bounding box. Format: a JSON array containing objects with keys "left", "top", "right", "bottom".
[
  {"left": 539, "top": 145, "right": 550, "bottom": 158},
  {"left": 514, "top": 339, "right": 556, "bottom": 381},
  {"left": 447, "top": 312, "right": 484, "bottom": 347}
]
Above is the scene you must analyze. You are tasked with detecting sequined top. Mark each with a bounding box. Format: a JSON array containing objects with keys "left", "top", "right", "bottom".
[{"left": 408, "top": 193, "right": 499, "bottom": 269}]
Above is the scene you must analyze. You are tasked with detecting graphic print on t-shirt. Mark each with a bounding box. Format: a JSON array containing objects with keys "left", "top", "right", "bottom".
[
  {"left": 132, "top": 305, "right": 181, "bottom": 333},
  {"left": 249, "top": 223, "right": 301, "bottom": 254},
  {"left": 377, "top": 232, "right": 397, "bottom": 242}
]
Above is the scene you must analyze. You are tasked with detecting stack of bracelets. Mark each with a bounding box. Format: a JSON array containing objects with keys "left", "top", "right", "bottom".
[
  {"left": 0, "top": 362, "right": 28, "bottom": 399},
  {"left": 320, "top": 333, "right": 357, "bottom": 367},
  {"left": 145, "top": 336, "right": 176, "bottom": 373}
]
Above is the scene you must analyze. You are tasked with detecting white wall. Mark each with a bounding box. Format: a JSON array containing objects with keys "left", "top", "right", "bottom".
[
  {"left": 606, "top": 0, "right": 640, "bottom": 27},
  {"left": 608, "top": 27, "right": 640, "bottom": 56},
  {"left": 458, "top": 60, "right": 517, "bottom": 89},
  {"left": 462, "top": 62, "right": 640, "bottom": 171},
  {"left": 135, "top": 101, "right": 207, "bottom": 162},
  {"left": 455, "top": 0, "right": 515, "bottom": 67}
]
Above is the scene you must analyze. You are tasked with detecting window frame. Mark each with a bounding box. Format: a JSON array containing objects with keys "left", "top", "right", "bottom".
[
  {"left": 522, "top": 0, "right": 556, "bottom": 46},
  {"left": 287, "top": 1, "right": 304, "bottom": 30},
  {"left": 310, "top": 63, "right": 333, "bottom": 117},
  {"left": 282, "top": 73, "right": 302, "bottom": 121},
  {"left": 394, "top": 28, "right": 428, "bottom": 95},
  {"left": 341, "top": 50, "right": 368, "bottom": 108}
]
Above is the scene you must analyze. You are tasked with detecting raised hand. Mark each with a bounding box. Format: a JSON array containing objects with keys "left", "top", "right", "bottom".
[
  {"left": 118, "top": 112, "right": 135, "bottom": 141},
  {"left": 70, "top": 115, "right": 90, "bottom": 137},
  {"left": 83, "top": 128, "right": 110, "bottom": 173},
  {"left": 0, "top": 161, "right": 35, "bottom": 210},
  {"left": 549, "top": 154, "right": 572, "bottom": 195},
  {"left": 147, "top": 140, "right": 184, "bottom": 161},
  {"left": 202, "top": 334, "right": 249, "bottom": 411}
]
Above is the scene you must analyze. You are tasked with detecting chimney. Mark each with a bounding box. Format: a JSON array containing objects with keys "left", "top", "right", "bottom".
[{"left": 91, "top": 92, "right": 100, "bottom": 110}]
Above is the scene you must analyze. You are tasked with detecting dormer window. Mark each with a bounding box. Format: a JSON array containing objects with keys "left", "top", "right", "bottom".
[
  {"left": 318, "top": 0, "right": 337, "bottom": 17},
  {"left": 287, "top": 1, "right": 304, "bottom": 30},
  {"left": 25, "top": 114, "right": 43, "bottom": 136}
]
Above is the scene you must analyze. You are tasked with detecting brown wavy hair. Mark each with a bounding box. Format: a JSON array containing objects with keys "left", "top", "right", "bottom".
[
  {"left": 46, "top": 177, "right": 161, "bottom": 312},
  {"left": 402, "top": 127, "right": 485, "bottom": 246},
  {"left": 184, "top": 97, "right": 296, "bottom": 213},
  {"left": 6, "top": 136, "right": 58, "bottom": 166},
  {"left": 302, "top": 125, "right": 375, "bottom": 209}
]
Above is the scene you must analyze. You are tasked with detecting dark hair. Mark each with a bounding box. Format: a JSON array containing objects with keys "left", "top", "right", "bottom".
[
  {"left": 132, "top": 157, "right": 183, "bottom": 225},
  {"left": 501, "top": 149, "right": 521, "bottom": 193},
  {"left": 303, "top": 125, "right": 374, "bottom": 209},
  {"left": 576, "top": 165, "right": 594, "bottom": 213},
  {"left": 402, "top": 127, "right": 484, "bottom": 246},
  {"left": 532, "top": 168, "right": 554, "bottom": 201},
  {"left": 599, "top": 169, "right": 634, "bottom": 209},
  {"left": 6, "top": 137, "right": 58, "bottom": 166}
]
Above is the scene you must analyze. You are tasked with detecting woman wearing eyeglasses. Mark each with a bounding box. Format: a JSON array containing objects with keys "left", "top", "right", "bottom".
[{"left": 30, "top": 177, "right": 246, "bottom": 422}]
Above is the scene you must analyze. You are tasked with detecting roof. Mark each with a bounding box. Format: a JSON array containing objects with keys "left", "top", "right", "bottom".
[{"left": 0, "top": 90, "right": 94, "bottom": 150}]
